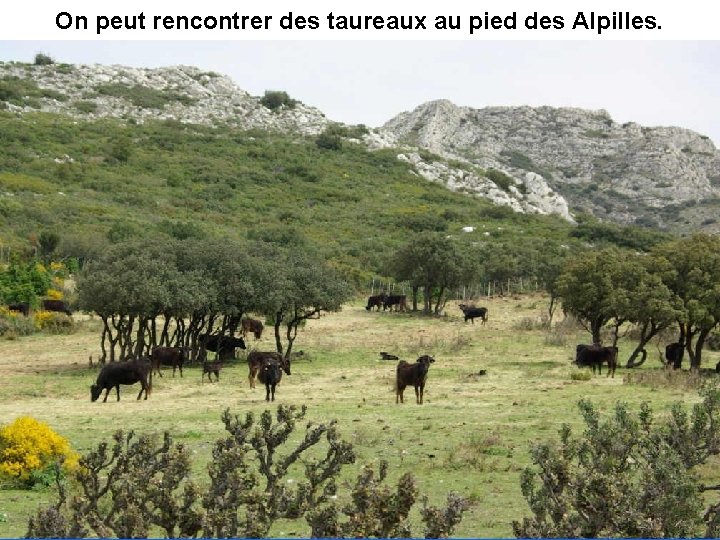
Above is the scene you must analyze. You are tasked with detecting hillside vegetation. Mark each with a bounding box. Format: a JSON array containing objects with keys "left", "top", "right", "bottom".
[{"left": 0, "top": 110, "right": 586, "bottom": 282}]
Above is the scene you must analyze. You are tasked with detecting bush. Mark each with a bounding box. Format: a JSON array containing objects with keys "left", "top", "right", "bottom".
[
  {"left": 485, "top": 169, "right": 514, "bottom": 192},
  {"left": 259, "top": 90, "right": 297, "bottom": 111},
  {"left": 73, "top": 100, "right": 97, "bottom": 114},
  {"left": 34, "top": 310, "right": 75, "bottom": 335},
  {"left": 26, "top": 405, "right": 469, "bottom": 538},
  {"left": 0, "top": 309, "right": 37, "bottom": 337},
  {"left": 0, "top": 416, "right": 78, "bottom": 488},
  {"left": 513, "top": 388, "right": 720, "bottom": 538},
  {"left": 316, "top": 130, "right": 343, "bottom": 151},
  {"left": 34, "top": 53, "right": 55, "bottom": 66}
]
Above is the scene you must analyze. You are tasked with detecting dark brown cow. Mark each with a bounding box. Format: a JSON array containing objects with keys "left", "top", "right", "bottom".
[
  {"left": 200, "top": 333, "right": 246, "bottom": 361},
  {"left": 202, "top": 360, "right": 223, "bottom": 383},
  {"left": 366, "top": 294, "right": 386, "bottom": 311},
  {"left": 396, "top": 355, "right": 435, "bottom": 404},
  {"left": 240, "top": 318, "right": 264, "bottom": 340},
  {"left": 575, "top": 344, "right": 619, "bottom": 378},
  {"left": 41, "top": 299, "right": 72, "bottom": 316},
  {"left": 257, "top": 356, "right": 283, "bottom": 402},
  {"left": 458, "top": 304, "right": 488, "bottom": 324},
  {"left": 383, "top": 294, "right": 407, "bottom": 312},
  {"left": 247, "top": 351, "right": 291, "bottom": 389},
  {"left": 8, "top": 302, "right": 30, "bottom": 316},
  {"left": 91, "top": 361, "right": 152, "bottom": 402},
  {"left": 151, "top": 346, "right": 189, "bottom": 378},
  {"left": 380, "top": 351, "right": 399, "bottom": 360},
  {"left": 665, "top": 342, "right": 684, "bottom": 370}
]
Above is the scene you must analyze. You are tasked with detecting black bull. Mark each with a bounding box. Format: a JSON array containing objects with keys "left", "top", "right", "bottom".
[{"left": 575, "top": 344, "right": 619, "bottom": 378}]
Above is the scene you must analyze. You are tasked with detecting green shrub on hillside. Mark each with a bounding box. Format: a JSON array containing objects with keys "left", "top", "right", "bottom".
[
  {"left": 33, "top": 53, "right": 54, "bottom": 66},
  {"left": 95, "top": 83, "right": 196, "bottom": 109},
  {"left": 485, "top": 168, "right": 515, "bottom": 192},
  {"left": 259, "top": 90, "right": 297, "bottom": 111}
]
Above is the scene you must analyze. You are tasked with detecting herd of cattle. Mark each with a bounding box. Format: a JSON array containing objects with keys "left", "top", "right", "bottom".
[
  {"left": 4, "top": 296, "right": 703, "bottom": 405},
  {"left": 89, "top": 318, "right": 295, "bottom": 403}
]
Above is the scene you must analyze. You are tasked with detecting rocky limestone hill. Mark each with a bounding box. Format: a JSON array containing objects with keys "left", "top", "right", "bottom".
[
  {"left": 379, "top": 100, "right": 720, "bottom": 231},
  {"left": 2, "top": 61, "right": 719, "bottom": 230},
  {"left": 0, "top": 61, "right": 330, "bottom": 135}
]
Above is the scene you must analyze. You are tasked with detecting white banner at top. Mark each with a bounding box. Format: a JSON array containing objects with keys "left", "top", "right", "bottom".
[{"left": 2, "top": 0, "right": 719, "bottom": 40}]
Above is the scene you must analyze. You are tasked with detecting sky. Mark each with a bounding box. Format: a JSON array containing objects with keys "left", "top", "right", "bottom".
[{"left": 1, "top": 41, "right": 719, "bottom": 146}]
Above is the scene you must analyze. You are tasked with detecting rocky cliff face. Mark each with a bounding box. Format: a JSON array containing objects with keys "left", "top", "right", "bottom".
[
  {"left": 380, "top": 100, "right": 720, "bottom": 230},
  {"left": 0, "top": 62, "right": 330, "bottom": 135}
]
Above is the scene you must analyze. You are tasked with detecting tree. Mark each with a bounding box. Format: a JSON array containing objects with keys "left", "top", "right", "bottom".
[
  {"left": 260, "top": 248, "right": 352, "bottom": 357},
  {"left": 38, "top": 232, "right": 60, "bottom": 263},
  {"left": 513, "top": 387, "right": 720, "bottom": 538},
  {"left": 555, "top": 248, "right": 632, "bottom": 344},
  {"left": 389, "top": 233, "right": 473, "bottom": 315},
  {"left": 622, "top": 253, "right": 683, "bottom": 367},
  {"left": 653, "top": 234, "right": 720, "bottom": 370}
]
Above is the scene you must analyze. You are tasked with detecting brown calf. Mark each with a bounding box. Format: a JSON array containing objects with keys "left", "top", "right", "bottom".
[{"left": 396, "top": 355, "right": 435, "bottom": 404}]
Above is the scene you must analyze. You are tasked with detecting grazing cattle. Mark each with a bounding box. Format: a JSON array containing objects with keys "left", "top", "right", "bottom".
[
  {"left": 383, "top": 294, "right": 407, "bottom": 312},
  {"left": 41, "top": 299, "right": 72, "bottom": 316},
  {"left": 7, "top": 302, "right": 30, "bottom": 317},
  {"left": 380, "top": 351, "right": 399, "bottom": 361},
  {"left": 202, "top": 360, "right": 223, "bottom": 383},
  {"left": 396, "top": 355, "right": 435, "bottom": 404},
  {"left": 240, "top": 318, "right": 264, "bottom": 340},
  {"left": 575, "top": 344, "right": 619, "bottom": 378},
  {"left": 200, "top": 333, "right": 247, "bottom": 361},
  {"left": 458, "top": 304, "right": 488, "bottom": 325},
  {"left": 91, "top": 361, "right": 152, "bottom": 402},
  {"left": 151, "top": 346, "right": 189, "bottom": 378},
  {"left": 257, "top": 356, "right": 283, "bottom": 402},
  {"left": 665, "top": 342, "right": 684, "bottom": 370},
  {"left": 366, "top": 294, "right": 386, "bottom": 311},
  {"left": 247, "top": 351, "right": 291, "bottom": 389}
]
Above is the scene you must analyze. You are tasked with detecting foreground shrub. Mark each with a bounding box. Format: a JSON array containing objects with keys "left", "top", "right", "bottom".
[
  {"left": 513, "top": 386, "right": 720, "bottom": 537},
  {"left": 27, "top": 405, "right": 468, "bottom": 538},
  {"left": 0, "top": 416, "right": 78, "bottom": 488}
]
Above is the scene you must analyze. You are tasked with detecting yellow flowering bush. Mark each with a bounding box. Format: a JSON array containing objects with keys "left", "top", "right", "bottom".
[
  {"left": 0, "top": 416, "right": 79, "bottom": 487},
  {"left": 32, "top": 310, "right": 75, "bottom": 334},
  {"left": 46, "top": 288, "right": 64, "bottom": 300}
]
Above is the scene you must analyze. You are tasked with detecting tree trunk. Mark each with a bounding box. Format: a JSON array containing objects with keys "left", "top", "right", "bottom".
[
  {"left": 692, "top": 327, "right": 712, "bottom": 371},
  {"left": 274, "top": 312, "right": 284, "bottom": 355},
  {"left": 423, "top": 284, "right": 432, "bottom": 314},
  {"left": 411, "top": 285, "right": 419, "bottom": 312},
  {"left": 433, "top": 286, "right": 445, "bottom": 315},
  {"left": 548, "top": 295, "right": 557, "bottom": 327}
]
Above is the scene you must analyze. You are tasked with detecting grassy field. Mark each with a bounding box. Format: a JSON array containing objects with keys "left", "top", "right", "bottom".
[{"left": 1, "top": 294, "right": 718, "bottom": 537}]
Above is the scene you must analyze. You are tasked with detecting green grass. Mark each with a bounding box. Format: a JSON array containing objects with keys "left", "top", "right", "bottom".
[{"left": 1, "top": 295, "right": 717, "bottom": 537}]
